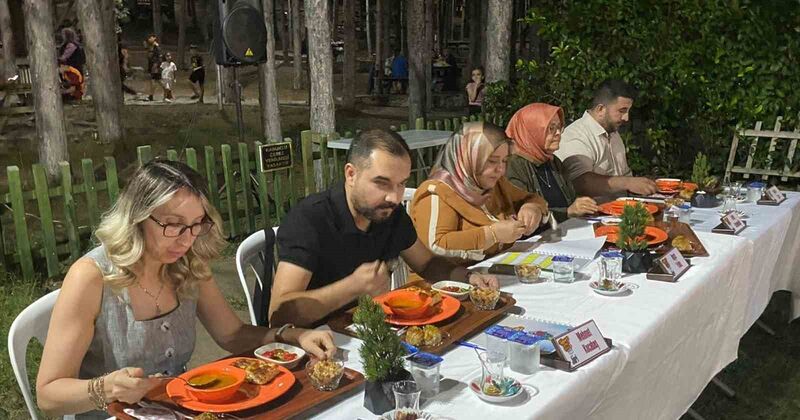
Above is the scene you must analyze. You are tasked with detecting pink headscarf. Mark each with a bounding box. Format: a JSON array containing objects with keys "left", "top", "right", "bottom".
[
  {"left": 429, "top": 122, "right": 511, "bottom": 207},
  {"left": 505, "top": 103, "right": 564, "bottom": 164}
]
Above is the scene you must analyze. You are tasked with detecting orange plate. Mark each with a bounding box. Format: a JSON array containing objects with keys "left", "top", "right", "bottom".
[
  {"left": 375, "top": 290, "right": 461, "bottom": 326},
  {"left": 166, "top": 357, "right": 296, "bottom": 413},
  {"left": 595, "top": 225, "right": 669, "bottom": 246},
  {"left": 598, "top": 200, "right": 659, "bottom": 216}
]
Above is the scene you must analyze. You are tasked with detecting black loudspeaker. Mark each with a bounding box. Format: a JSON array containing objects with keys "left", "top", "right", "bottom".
[{"left": 212, "top": 0, "right": 268, "bottom": 66}]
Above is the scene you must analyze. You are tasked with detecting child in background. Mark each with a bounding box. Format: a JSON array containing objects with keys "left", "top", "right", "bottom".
[
  {"left": 188, "top": 45, "right": 205, "bottom": 103},
  {"left": 160, "top": 52, "right": 177, "bottom": 103}
]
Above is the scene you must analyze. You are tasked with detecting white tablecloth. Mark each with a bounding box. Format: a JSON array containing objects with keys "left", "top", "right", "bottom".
[
  {"left": 310, "top": 232, "right": 755, "bottom": 419},
  {"left": 327, "top": 130, "right": 452, "bottom": 150}
]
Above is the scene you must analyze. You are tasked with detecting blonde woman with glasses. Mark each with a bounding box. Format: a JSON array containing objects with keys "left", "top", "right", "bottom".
[{"left": 35, "top": 160, "right": 336, "bottom": 419}]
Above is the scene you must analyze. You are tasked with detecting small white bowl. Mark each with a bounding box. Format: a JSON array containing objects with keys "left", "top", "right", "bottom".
[
  {"left": 254, "top": 342, "right": 306, "bottom": 369},
  {"left": 431, "top": 280, "right": 472, "bottom": 300}
]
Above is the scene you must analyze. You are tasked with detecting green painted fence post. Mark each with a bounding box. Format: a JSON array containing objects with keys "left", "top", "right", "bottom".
[
  {"left": 137, "top": 145, "right": 153, "bottom": 165},
  {"left": 32, "top": 164, "right": 59, "bottom": 277},
  {"left": 104, "top": 157, "right": 119, "bottom": 204},
  {"left": 204, "top": 146, "right": 220, "bottom": 211},
  {"left": 415, "top": 117, "right": 425, "bottom": 129},
  {"left": 320, "top": 134, "right": 330, "bottom": 190},
  {"left": 400, "top": 123, "right": 408, "bottom": 131},
  {"left": 167, "top": 149, "right": 178, "bottom": 161},
  {"left": 284, "top": 137, "right": 297, "bottom": 207},
  {"left": 444, "top": 119, "right": 452, "bottom": 131},
  {"left": 434, "top": 120, "right": 442, "bottom": 130},
  {"left": 221, "top": 144, "right": 237, "bottom": 237},
  {"left": 254, "top": 141, "right": 271, "bottom": 230},
  {"left": 81, "top": 159, "right": 100, "bottom": 232},
  {"left": 185, "top": 148, "right": 198, "bottom": 170},
  {"left": 7, "top": 166, "right": 33, "bottom": 281},
  {"left": 59, "top": 162, "right": 80, "bottom": 263},
  {"left": 238, "top": 142, "right": 255, "bottom": 234},
  {"left": 300, "top": 130, "right": 315, "bottom": 196}
]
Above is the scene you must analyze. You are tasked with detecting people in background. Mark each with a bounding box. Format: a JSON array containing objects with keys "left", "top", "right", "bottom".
[
  {"left": 145, "top": 34, "right": 163, "bottom": 102},
  {"left": 466, "top": 67, "right": 485, "bottom": 115},
  {"left": 391, "top": 49, "right": 408, "bottom": 94},
  {"left": 160, "top": 52, "right": 177, "bottom": 103},
  {"left": 554, "top": 79, "right": 657, "bottom": 201},
  {"left": 410, "top": 122, "right": 550, "bottom": 262},
  {"left": 505, "top": 103, "right": 599, "bottom": 222},
  {"left": 188, "top": 45, "right": 205, "bottom": 103},
  {"left": 270, "top": 129, "right": 497, "bottom": 328},
  {"left": 58, "top": 27, "right": 85, "bottom": 76},
  {"left": 118, "top": 41, "right": 138, "bottom": 96},
  {"left": 59, "top": 63, "right": 84, "bottom": 102},
  {"left": 35, "top": 160, "right": 335, "bottom": 419}
]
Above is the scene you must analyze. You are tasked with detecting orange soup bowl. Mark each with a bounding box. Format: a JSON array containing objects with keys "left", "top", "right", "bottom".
[
  {"left": 384, "top": 291, "right": 432, "bottom": 319},
  {"left": 656, "top": 178, "right": 681, "bottom": 190},
  {"left": 185, "top": 365, "right": 246, "bottom": 403}
]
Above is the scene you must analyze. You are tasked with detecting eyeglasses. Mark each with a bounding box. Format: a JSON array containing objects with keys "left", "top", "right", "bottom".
[{"left": 148, "top": 215, "right": 214, "bottom": 237}]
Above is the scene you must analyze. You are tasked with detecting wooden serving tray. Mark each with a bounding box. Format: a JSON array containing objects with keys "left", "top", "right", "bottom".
[
  {"left": 328, "top": 281, "right": 517, "bottom": 355},
  {"left": 652, "top": 221, "right": 709, "bottom": 258},
  {"left": 107, "top": 356, "right": 364, "bottom": 420}
]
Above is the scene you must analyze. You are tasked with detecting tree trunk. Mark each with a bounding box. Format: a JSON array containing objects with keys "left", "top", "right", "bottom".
[
  {"left": 365, "top": 0, "right": 371, "bottom": 57},
  {"left": 304, "top": 0, "right": 335, "bottom": 134},
  {"left": 406, "top": 0, "right": 425, "bottom": 126},
  {"left": 291, "top": 0, "right": 302, "bottom": 90},
  {"left": 373, "top": 0, "right": 382, "bottom": 94},
  {"left": 100, "top": 0, "right": 123, "bottom": 107},
  {"left": 176, "top": 0, "right": 187, "bottom": 69},
  {"left": 195, "top": 0, "right": 210, "bottom": 43},
  {"left": 341, "top": 0, "right": 355, "bottom": 109},
  {"left": 485, "top": 0, "right": 511, "bottom": 83},
  {"left": 77, "top": 0, "right": 123, "bottom": 146},
  {"left": 259, "top": 0, "right": 282, "bottom": 142},
  {"left": 279, "top": 0, "right": 289, "bottom": 66},
  {"left": 23, "top": 0, "right": 68, "bottom": 177},
  {"left": 424, "top": 0, "right": 432, "bottom": 112},
  {"left": 467, "top": 0, "right": 482, "bottom": 72},
  {"left": 153, "top": 0, "right": 163, "bottom": 39},
  {"left": 0, "top": 0, "right": 15, "bottom": 80}
]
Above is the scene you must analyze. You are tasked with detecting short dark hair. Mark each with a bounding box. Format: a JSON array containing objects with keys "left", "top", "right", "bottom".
[
  {"left": 346, "top": 129, "right": 412, "bottom": 168},
  {"left": 591, "top": 79, "right": 637, "bottom": 108}
]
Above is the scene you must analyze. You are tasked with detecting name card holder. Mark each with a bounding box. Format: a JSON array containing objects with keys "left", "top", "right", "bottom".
[
  {"left": 757, "top": 186, "right": 787, "bottom": 206},
  {"left": 647, "top": 247, "right": 691, "bottom": 282},
  {"left": 712, "top": 211, "right": 747, "bottom": 235},
  {"left": 544, "top": 320, "right": 612, "bottom": 371}
]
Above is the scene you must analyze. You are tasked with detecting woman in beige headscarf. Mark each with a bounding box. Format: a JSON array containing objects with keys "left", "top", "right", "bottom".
[{"left": 410, "top": 122, "right": 549, "bottom": 263}]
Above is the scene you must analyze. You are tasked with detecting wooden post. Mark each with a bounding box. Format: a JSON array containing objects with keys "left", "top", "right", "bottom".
[
  {"left": 23, "top": 0, "right": 68, "bottom": 178},
  {"left": 259, "top": 0, "right": 283, "bottom": 142},
  {"left": 153, "top": 0, "right": 163, "bottom": 39},
  {"left": 176, "top": 0, "right": 187, "bottom": 69},
  {"left": 77, "top": 0, "right": 123, "bottom": 145},
  {"left": 485, "top": 0, "right": 512, "bottom": 83},
  {"left": 342, "top": 0, "right": 356, "bottom": 109},
  {"left": 0, "top": 0, "right": 15, "bottom": 80},
  {"left": 279, "top": 0, "right": 290, "bottom": 66},
  {"left": 407, "top": 0, "right": 426, "bottom": 127},
  {"left": 291, "top": 0, "right": 303, "bottom": 90}
]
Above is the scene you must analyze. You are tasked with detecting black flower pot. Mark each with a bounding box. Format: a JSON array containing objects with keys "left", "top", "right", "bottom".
[
  {"left": 691, "top": 191, "right": 720, "bottom": 208},
  {"left": 363, "top": 369, "right": 412, "bottom": 415},
  {"left": 622, "top": 250, "right": 654, "bottom": 273}
]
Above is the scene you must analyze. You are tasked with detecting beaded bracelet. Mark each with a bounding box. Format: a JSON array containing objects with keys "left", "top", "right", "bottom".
[{"left": 87, "top": 375, "right": 109, "bottom": 411}]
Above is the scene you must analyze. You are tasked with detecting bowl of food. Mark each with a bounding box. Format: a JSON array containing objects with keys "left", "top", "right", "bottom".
[
  {"left": 431, "top": 280, "right": 472, "bottom": 300},
  {"left": 514, "top": 264, "right": 543, "bottom": 284},
  {"left": 384, "top": 290, "right": 432, "bottom": 319},
  {"left": 254, "top": 342, "right": 306, "bottom": 369},
  {"left": 183, "top": 365, "right": 246, "bottom": 403},
  {"left": 306, "top": 358, "right": 345, "bottom": 391},
  {"left": 656, "top": 178, "right": 681, "bottom": 192},
  {"left": 469, "top": 287, "right": 501, "bottom": 311}
]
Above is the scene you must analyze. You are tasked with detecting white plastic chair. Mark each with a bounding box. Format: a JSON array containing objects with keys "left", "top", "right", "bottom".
[
  {"left": 235, "top": 227, "right": 278, "bottom": 326},
  {"left": 8, "top": 289, "right": 60, "bottom": 420}
]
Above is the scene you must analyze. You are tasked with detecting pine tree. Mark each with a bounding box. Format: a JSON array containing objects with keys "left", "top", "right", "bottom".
[
  {"left": 353, "top": 295, "right": 406, "bottom": 381},
  {"left": 616, "top": 202, "right": 649, "bottom": 251}
]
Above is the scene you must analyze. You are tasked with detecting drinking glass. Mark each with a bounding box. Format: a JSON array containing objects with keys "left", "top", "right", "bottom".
[
  {"left": 722, "top": 196, "right": 737, "bottom": 214},
  {"left": 479, "top": 351, "right": 507, "bottom": 391},
  {"left": 552, "top": 256, "right": 575, "bottom": 283},
  {"left": 600, "top": 251, "right": 623, "bottom": 282},
  {"left": 392, "top": 380, "right": 421, "bottom": 411},
  {"left": 408, "top": 355, "right": 441, "bottom": 398}
]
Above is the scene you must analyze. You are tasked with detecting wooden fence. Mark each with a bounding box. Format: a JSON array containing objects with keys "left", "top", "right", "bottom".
[{"left": 0, "top": 113, "right": 503, "bottom": 281}]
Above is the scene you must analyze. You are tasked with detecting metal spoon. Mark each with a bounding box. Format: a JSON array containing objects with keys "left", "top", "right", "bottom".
[{"left": 155, "top": 375, "right": 220, "bottom": 389}]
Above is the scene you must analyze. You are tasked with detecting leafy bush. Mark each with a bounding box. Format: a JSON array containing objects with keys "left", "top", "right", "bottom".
[{"left": 484, "top": 0, "right": 800, "bottom": 180}]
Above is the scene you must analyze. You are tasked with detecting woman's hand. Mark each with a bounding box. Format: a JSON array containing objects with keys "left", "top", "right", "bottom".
[
  {"left": 467, "top": 272, "right": 499, "bottom": 289},
  {"left": 295, "top": 329, "right": 337, "bottom": 360},
  {"left": 517, "top": 203, "right": 545, "bottom": 234},
  {"left": 567, "top": 197, "right": 599, "bottom": 217},
  {"left": 106, "top": 367, "right": 162, "bottom": 404},
  {"left": 491, "top": 219, "right": 526, "bottom": 244}
]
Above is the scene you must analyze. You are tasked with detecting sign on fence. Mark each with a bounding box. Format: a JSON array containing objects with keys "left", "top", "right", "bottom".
[{"left": 258, "top": 142, "right": 293, "bottom": 173}]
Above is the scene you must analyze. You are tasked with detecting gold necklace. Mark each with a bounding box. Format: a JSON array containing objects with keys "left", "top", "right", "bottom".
[{"left": 136, "top": 280, "right": 166, "bottom": 315}]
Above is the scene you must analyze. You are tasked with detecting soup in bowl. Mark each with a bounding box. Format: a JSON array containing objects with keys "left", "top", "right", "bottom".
[
  {"left": 185, "top": 365, "right": 246, "bottom": 403},
  {"left": 384, "top": 290, "right": 432, "bottom": 319}
]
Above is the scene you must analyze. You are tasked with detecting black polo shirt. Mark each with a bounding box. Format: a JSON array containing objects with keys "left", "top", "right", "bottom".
[{"left": 277, "top": 183, "right": 418, "bottom": 291}]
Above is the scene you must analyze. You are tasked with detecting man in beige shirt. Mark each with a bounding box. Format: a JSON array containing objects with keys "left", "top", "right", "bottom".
[{"left": 554, "top": 80, "right": 656, "bottom": 200}]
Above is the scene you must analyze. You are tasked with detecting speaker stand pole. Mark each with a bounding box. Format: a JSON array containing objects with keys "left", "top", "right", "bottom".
[
  {"left": 233, "top": 66, "right": 245, "bottom": 143},
  {"left": 216, "top": 64, "right": 224, "bottom": 111}
]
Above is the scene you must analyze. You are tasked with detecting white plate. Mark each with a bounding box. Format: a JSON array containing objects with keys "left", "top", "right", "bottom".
[
  {"left": 431, "top": 280, "right": 472, "bottom": 300},
  {"left": 379, "top": 409, "right": 435, "bottom": 420},
  {"left": 254, "top": 342, "right": 306, "bottom": 369},
  {"left": 468, "top": 377, "right": 524, "bottom": 403},
  {"left": 589, "top": 280, "right": 631, "bottom": 296},
  {"left": 599, "top": 216, "right": 622, "bottom": 226}
]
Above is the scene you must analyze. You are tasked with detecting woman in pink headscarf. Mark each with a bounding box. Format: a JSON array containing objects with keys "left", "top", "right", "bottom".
[
  {"left": 505, "top": 103, "right": 598, "bottom": 221},
  {"left": 410, "top": 122, "right": 549, "bottom": 262}
]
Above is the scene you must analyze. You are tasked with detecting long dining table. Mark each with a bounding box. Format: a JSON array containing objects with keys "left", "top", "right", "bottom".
[{"left": 302, "top": 193, "right": 800, "bottom": 419}]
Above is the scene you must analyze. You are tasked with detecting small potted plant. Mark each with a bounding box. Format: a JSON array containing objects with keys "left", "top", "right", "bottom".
[
  {"left": 353, "top": 295, "right": 411, "bottom": 415},
  {"left": 615, "top": 202, "right": 654, "bottom": 273},
  {"left": 690, "top": 153, "right": 722, "bottom": 208}
]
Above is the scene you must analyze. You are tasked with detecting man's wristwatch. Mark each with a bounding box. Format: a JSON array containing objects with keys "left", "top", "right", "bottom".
[{"left": 275, "top": 323, "right": 295, "bottom": 343}]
